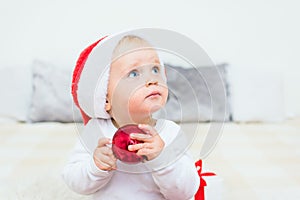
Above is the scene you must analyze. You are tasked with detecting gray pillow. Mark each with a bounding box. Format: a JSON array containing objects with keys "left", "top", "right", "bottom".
[
  {"left": 28, "top": 61, "right": 82, "bottom": 123},
  {"left": 154, "top": 63, "right": 231, "bottom": 122}
]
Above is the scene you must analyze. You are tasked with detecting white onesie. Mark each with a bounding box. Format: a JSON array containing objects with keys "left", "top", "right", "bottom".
[{"left": 62, "top": 118, "right": 199, "bottom": 200}]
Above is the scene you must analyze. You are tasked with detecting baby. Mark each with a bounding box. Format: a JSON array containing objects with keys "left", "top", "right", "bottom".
[{"left": 63, "top": 35, "right": 200, "bottom": 200}]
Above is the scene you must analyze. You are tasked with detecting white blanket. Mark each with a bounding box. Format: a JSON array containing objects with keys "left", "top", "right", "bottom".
[{"left": 1, "top": 119, "right": 300, "bottom": 199}]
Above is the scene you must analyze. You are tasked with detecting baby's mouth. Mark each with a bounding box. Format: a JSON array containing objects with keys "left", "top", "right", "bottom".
[{"left": 145, "top": 91, "right": 161, "bottom": 99}]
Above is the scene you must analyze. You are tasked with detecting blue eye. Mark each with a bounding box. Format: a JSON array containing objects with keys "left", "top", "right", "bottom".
[
  {"left": 128, "top": 70, "right": 139, "bottom": 78},
  {"left": 152, "top": 66, "right": 159, "bottom": 74}
]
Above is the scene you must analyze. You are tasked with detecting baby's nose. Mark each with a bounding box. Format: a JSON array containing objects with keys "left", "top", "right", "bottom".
[{"left": 145, "top": 79, "right": 158, "bottom": 87}]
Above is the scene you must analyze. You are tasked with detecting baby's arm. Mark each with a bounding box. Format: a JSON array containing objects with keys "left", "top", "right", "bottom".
[
  {"left": 129, "top": 124, "right": 200, "bottom": 200},
  {"left": 62, "top": 138, "right": 115, "bottom": 195},
  {"left": 150, "top": 152, "right": 199, "bottom": 200}
]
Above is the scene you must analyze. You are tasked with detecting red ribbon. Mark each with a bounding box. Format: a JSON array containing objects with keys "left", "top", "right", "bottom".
[{"left": 194, "top": 160, "right": 216, "bottom": 200}]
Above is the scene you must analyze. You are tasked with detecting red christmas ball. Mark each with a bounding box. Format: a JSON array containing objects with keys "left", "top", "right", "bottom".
[{"left": 112, "top": 124, "right": 146, "bottom": 164}]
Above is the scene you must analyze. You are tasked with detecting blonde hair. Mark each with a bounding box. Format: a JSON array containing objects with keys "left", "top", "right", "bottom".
[{"left": 111, "top": 35, "right": 153, "bottom": 61}]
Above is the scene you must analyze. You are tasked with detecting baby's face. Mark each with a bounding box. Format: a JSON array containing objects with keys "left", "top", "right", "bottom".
[{"left": 106, "top": 48, "right": 168, "bottom": 122}]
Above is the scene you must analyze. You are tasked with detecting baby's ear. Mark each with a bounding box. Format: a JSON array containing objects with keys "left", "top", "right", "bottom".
[{"left": 105, "top": 99, "right": 111, "bottom": 112}]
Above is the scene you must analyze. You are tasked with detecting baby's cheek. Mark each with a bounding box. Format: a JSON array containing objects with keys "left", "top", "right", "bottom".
[
  {"left": 127, "top": 93, "right": 147, "bottom": 112},
  {"left": 128, "top": 93, "right": 143, "bottom": 106},
  {"left": 161, "top": 87, "right": 169, "bottom": 103}
]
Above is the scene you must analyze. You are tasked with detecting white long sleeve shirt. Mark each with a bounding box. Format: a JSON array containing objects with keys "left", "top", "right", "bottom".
[{"left": 62, "top": 118, "right": 200, "bottom": 200}]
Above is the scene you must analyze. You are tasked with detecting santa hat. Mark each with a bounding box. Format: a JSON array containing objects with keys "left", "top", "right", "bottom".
[{"left": 71, "top": 36, "right": 106, "bottom": 124}]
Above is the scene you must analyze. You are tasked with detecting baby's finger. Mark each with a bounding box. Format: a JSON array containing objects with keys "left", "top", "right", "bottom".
[
  {"left": 138, "top": 124, "right": 157, "bottom": 136},
  {"left": 128, "top": 143, "right": 145, "bottom": 151},
  {"left": 107, "top": 155, "right": 117, "bottom": 170},
  {"left": 100, "top": 146, "right": 114, "bottom": 156},
  {"left": 96, "top": 154, "right": 116, "bottom": 169},
  {"left": 136, "top": 148, "right": 152, "bottom": 156},
  {"left": 97, "top": 138, "right": 111, "bottom": 147},
  {"left": 99, "top": 161, "right": 115, "bottom": 171},
  {"left": 130, "top": 133, "right": 152, "bottom": 141},
  {"left": 108, "top": 150, "right": 117, "bottom": 161}
]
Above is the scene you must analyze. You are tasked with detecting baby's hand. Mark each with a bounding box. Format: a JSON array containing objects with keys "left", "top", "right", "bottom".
[
  {"left": 93, "top": 138, "right": 117, "bottom": 171},
  {"left": 128, "top": 124, "right": 165, "bottom": 161}
]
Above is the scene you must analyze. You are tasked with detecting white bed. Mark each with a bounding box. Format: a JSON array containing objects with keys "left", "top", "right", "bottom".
[{"left": 1, "top": 118, "right": 299, "bottom": 199}]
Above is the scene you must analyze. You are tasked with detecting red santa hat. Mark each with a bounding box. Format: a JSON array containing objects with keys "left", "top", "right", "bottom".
[{"left": 71, "top": 36, "right": 106, "bottom": 124}]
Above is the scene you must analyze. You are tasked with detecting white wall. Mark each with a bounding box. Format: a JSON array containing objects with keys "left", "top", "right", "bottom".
[{"left": 1, "top": 0, "right": 299, "bottom": 117}]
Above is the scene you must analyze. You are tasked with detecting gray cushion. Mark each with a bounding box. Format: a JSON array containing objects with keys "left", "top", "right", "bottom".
[
  {"left": 154, "top": 63, "right": 230, "bottom": 122},
  {"left": 28, "top": 61, "right": 82, "bottom": 123}
]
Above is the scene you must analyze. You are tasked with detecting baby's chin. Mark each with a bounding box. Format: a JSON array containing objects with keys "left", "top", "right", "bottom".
[
  {"left": 148, "top": 104, "right": 164, "bottom": 115},
  {"left": 130, "top": 103, "right": 165, "bottom": 117}
]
